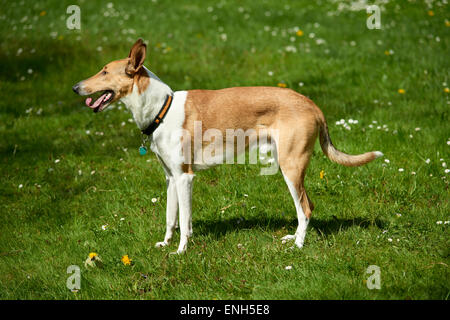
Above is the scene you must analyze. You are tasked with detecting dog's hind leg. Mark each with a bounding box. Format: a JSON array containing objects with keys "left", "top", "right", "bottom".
[
  {"left": 155, "top": 176, "right": 179, "bottom": 248},
  {"left": 279, "top": 140, "right": 315, "bottom": 249}
]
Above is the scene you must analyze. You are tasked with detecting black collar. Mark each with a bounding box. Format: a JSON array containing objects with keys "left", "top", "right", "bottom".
[{"left": 141, "top": 94, "right": 174, "bottom": 136}]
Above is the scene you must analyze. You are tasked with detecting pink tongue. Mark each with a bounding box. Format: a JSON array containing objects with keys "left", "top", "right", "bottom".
[{"left": 85, "top": 93, "right": 111, "bottom": 109}]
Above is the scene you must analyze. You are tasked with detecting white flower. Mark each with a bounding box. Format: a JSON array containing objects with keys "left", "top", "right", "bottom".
[
  {"left": 442, "top": 162, "right": 447, "bottom": 168},
  {"left": 388, "top": 238, "right": 393, "bottom": 242},
  {"left": 298, "top": 82, "right": 304, "bottom": 87},
  {"left": 90, "top": 170, "right": 96, "bottom": 175},
  {"left": 425, "top": 159, "right": 431, "bottom": 164},
  {"left": 398, "top": 168, "right": 404, "bottom": 172},
  {"left": 436, "top": 221, "right": 443, "bottom": 225},
  {"left": 120, "top": 217, "right": 125, "bottom": 221},
  {"left": 445, "top": 169, "right": 450, "bottom": 174},
  {"left": 268, "top": 71, "right": 273, "bottom": 76},
  {"left": 54, "top": 159, "right": 60, "bottom": 163},
  {"left": 151, "top": 198, "right": 158, "bottom": 203},
  {"left": 411, "top": 171, "right": 416, "bottom": 175},
  {"left": 415, "top": 127, "right": 421, "bottom": 131},
  {"left": 18, "top": 184, "right": 23, "bottom": 189},
  {"left": 285, "top": 265, "right": 292, "bottom": 270},
  {"left": 101, "top": 224, "right": 108, "bottom": 230},
  {"left": 384, "top": 159, "right": 390, "bottom": 164},
  {"left": 316, "top": 38, "right": 326, "bottom": 45},
  {"left": 237, "top": 243, "right": 243, "bottom": 249}
]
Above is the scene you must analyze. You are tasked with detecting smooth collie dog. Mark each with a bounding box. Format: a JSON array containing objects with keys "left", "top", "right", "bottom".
[{"left": 73, "top": 39, "right": 382, "bottom": 254}]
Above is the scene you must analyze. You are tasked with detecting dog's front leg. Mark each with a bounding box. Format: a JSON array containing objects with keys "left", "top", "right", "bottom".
[
  {"left": 173, "top": 173, "right": 194, "bottom": 254},
  {"left": 155, "top": 177, "right": 178, "bottom": 248}
]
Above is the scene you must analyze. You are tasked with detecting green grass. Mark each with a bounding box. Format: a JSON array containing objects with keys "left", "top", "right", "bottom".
[{"left": 0, "top": 0, "right": 449, "bottom": 299}]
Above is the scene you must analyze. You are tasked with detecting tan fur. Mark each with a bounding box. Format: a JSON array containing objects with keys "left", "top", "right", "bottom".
[
  {"left": 77, "top": 40, "right": 149, "bottom": 104},
  {"left": 183, "top": 86, "right": 380, "bottom": 218}
]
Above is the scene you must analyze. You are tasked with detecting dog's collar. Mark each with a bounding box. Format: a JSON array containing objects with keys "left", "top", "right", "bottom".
[{"left": 141, "top": 94, "right": 174, "bottom": 136}]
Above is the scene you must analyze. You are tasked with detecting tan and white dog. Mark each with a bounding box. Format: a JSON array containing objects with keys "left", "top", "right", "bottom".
[{"left": 73, "top": 39, "right": 383, "bottom": 254}]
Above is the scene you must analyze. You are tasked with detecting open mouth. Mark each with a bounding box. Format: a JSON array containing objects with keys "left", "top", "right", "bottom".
[{"left": 85, "top": 90, "right": 115, "bottom": 113}]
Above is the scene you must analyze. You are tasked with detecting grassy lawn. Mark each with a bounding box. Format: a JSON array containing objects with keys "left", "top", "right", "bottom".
[{"left": 0, "top": 0, "right": 449, "bottom": 299}]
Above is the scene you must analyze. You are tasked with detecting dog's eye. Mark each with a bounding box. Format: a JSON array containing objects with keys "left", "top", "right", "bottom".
[{"left": 102, "top": 71, "right": 108, "bottom": 75}]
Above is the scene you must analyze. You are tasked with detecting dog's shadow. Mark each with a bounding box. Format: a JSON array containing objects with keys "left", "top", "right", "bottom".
[{"left": 195, "top": 214, "right": 385, "bottom": 239}]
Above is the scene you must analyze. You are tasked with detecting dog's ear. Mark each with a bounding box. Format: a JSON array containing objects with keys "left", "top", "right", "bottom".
[{"left": 126, "top": 39, "right": 146, "bottom": 76}]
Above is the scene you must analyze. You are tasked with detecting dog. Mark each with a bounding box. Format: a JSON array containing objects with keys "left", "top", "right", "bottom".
[{"left": 73, "top": 39, "right": 383, "bottom": 254}]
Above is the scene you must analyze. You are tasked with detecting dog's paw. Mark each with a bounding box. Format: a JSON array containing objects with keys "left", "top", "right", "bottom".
[
  {"left": 155, "top": 241, "right": 169, "bottom": 248},
  {"left": 281, "top": 234, "right": 296, "bottom": 244},
  {"left": 294, "top": 239, "right": 304, "bottom": 249},
  {"left": 169, "top": 249, "right": 186, "bottom": 255}
]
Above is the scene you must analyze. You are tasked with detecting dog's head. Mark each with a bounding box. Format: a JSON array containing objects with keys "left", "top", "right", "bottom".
[{"left": 72, "top": 39, "right": 148, "bottom": 112}]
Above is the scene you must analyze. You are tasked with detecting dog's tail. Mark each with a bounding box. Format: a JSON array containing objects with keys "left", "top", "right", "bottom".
[{"left": 318, "top": 113, "right": 383, "bottom": 167}]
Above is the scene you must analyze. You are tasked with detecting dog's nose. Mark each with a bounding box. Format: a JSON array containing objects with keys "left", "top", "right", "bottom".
[{"left": 72, "top": 83, "right": 80, "bottom": 94}]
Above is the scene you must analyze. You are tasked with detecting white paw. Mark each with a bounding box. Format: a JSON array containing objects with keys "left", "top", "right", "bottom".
[
  {"left": 155, "top": 241, "right": 169, "bottom": 248},
  {"left": 169, "top": 249, "right": 186, "bottom": 255},
  {"left": 294, "top": 240, "right": 304, "bottom": 249},
  {"left": 281, "top": 234, "right": 296, "bottom": 243}
]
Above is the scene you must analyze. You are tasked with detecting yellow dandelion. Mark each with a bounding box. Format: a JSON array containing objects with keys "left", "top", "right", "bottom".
[
  {"left": 427, "top": 10, "right": 434, "bottom": 17},
  {"left": 121, "top": 254, "right": 132, "bottom": 265},
  {"left": 277, "top": 83, "right": 287, "bottom": 88},
  {"left": 384, "top": 50, "right": 390, "bottom": 56},
  {"left": 444, "top": 88, "right": 450, "bottom": 93},
  {"left": 445, "top": 20, "right": 450, "bottom": 27},
  {"left": 57, "top": 35, "right": 64, "bottom": 41},
  {"left": 40, "top": 11, "right": 47, "bottom": 17},
  {"left": 85, "top": 252, "right": 102, "bottom": 268},
  {"left": 398, "top": 89, "right": 405, "bottom": 94},
  {"left": 319, "top": 170, "right": 325, "bottom": 179},
  {"left": 296, "top": 30, "right": 304, "bottom": 37}
]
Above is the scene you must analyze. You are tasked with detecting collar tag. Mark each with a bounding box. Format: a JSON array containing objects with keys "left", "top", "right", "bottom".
[{"left": 139, "top": 134, "right": 149, "bottom": 156}]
